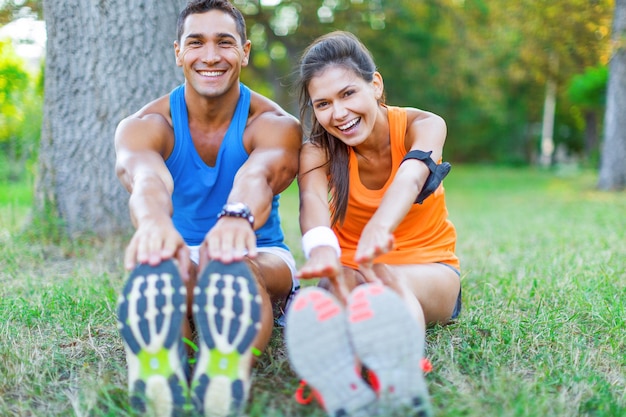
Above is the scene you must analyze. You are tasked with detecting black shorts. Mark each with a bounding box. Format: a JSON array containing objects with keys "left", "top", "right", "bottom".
[{"left": 439, "top": 262, "right": 462, "bottom": 320}]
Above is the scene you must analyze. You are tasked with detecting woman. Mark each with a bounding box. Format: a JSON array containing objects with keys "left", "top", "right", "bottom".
[{"left": 285, "top": 31, "right": 461, "bottom": 417}]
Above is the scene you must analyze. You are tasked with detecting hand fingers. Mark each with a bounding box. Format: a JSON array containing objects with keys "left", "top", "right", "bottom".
[
  {"left": 355, "top": 234, "right": 394, "bottom": 264},
  {"left": 205, "top": 228, "right": 255, "bottom": 263}
]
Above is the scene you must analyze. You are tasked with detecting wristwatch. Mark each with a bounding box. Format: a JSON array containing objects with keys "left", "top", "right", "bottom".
[{"left": 217, "top": 202, "right": 255, "bottom": 227}]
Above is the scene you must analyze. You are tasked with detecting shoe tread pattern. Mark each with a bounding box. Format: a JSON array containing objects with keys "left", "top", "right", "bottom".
[
  {"left": 192, "top": 260, "right": 262, "bottom": 417},
  {"left": 285, "top": 287, "right": 376, "bottom": 417},
  {"left": 347, "top": 284, "right": 432, "bottom": 417},
  {"left": 117, "top": 259, "right": 188, "bottom": 417}
]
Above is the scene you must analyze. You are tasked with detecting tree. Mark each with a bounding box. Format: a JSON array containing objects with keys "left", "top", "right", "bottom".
[
  {"left": 567, "top": 65, "right": 607, "bottom": 159},
  {"left": 0, "top": 0, "right": 42, "bottom": 24},
  {"left": 598, "top": 0, "right": 626, "bottom": 190},
  {"left": 236, "top": 0, "right": 389, "bottom": 115},
  {"left": 36, "top": 0, "right": 186, "bottom": 237}
]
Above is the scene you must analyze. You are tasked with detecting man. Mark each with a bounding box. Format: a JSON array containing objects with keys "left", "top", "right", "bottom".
[{"left": 114, "top": 1, "right": 301, "bottom": 416}]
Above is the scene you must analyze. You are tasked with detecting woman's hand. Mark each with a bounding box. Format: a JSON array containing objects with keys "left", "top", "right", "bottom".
[
  {"left": 297, "top": 246, "right": 350, "bottom": 302},
  {"left": 354, "top": 223, "right": 394, "bottom": 266}
]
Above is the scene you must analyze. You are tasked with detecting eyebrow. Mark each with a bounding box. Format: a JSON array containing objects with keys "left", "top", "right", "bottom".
[
  {"left": 311, "top": 85, "right": 355, "bottom": 104},
  {"left": 184, "top": 32, "right": 238, "bottom": 42}
]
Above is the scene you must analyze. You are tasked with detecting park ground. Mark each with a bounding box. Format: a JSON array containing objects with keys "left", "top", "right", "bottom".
[{"left": 0, "top": 165, "right": 624, "bottom": 416}]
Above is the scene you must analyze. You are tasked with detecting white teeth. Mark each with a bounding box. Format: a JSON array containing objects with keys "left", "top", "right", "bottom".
[
  {"left": 198, "top": 70, "right": 223, "bottom": 77},
  {"left": 338, "top": 118, "right": 359, "bottom": 131}
]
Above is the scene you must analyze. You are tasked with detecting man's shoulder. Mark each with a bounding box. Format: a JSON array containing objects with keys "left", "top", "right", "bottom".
[
  {"left": 129, "top": 93, "right": 173, "bottom": 126},
  {"left": 115, "top": 93, "right": 175, "bottom": 154},
  {"left": 247, "top": 90, "right": 300, "bottom": 135}
]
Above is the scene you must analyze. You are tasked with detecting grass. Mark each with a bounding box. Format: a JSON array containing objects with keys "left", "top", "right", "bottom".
[{"left": 0, "top": 165, "right": 624, "bottom": 416}]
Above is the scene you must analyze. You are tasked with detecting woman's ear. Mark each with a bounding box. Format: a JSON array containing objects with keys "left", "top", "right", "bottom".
[{"left": 372, "top": 71, "right": 384, "bottom": 100}]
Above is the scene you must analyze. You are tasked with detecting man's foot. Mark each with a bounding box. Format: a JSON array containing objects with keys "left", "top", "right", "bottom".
[
  {"left": 285, "top": 287, "right": 376, "bottom": 417},
  {"left": 191, "top": 260, "right": 262, "bottom": 417},
  {"left": 116, "top": 259, "right": 189, "bottom": 417},
  {"left": 347, "top": 284, "right": 432, "bottom": 417}
]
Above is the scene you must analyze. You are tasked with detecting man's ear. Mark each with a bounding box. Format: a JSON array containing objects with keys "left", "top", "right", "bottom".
[
  {"left": 242, "top": 40, "right": 252, "bottom": 67},
  {"left": 174, "top": 40, "right": 182, "bottom": 67}
]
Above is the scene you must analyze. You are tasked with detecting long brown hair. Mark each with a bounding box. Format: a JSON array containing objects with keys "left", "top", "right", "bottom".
[{"left": 296, "top": 31, "right": 381, "bottom": 226}]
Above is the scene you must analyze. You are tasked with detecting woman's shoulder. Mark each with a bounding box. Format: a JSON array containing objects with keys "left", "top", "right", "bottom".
[
  {"left": 390, "top": 107, "right": 446, "bottom": 132},
  {"left": 399, "top": 106, "right": 445, "bottom": 126}
]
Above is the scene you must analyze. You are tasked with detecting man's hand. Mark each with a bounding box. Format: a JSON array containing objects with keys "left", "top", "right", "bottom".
[
  {"left": 200, "top": 217, "right": 257, "bottom": 270},
  {"left": 124, "top": 216, "right": 190, "bottom": 281}
]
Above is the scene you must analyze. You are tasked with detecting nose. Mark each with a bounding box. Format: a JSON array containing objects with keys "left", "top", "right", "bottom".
[
  {"left": 332, "top": 102, "right": 348, "bottom": 121},
  {"left": 201, "top": 43, "right": 221, "bottom": 64}
]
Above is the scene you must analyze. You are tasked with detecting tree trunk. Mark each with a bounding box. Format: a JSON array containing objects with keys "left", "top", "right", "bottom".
[
  {"left": 539, "top": 77, "right": 556, "bottom": 167},
  {"left": 36, "top": 0, "right": 186, "bottom": 237},
  {"left": 583, "top": 110, "right": 598, "bottom": 160},
  {"left": 598, "top": 0, "right": 626, "bottom": 190}
]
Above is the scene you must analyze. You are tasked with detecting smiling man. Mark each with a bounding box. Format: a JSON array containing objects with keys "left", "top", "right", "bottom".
[{"left": 113, "top": 1, "right": 302, "bottom": 416}]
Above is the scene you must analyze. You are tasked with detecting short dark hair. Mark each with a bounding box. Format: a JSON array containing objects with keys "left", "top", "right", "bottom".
[{"left": 177, "top": 0, "right": 247, "bottom": 44}]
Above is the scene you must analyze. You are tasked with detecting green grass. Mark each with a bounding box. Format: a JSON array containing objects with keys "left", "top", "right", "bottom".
[{"left": 0, "top": 165, "right": 624, "bottom": 416}]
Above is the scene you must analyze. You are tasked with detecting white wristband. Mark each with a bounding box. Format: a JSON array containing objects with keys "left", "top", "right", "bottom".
[{"left": 302, "top": 226, "right": 341, "bottom": 259}]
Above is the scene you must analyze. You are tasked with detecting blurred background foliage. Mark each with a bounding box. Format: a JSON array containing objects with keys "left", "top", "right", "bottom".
[
  {"left": 0, "top": 37, "right": 42, "bottom": 182},
  {"left": 0, "top": 0, "right": 614, "bottom": 182}
]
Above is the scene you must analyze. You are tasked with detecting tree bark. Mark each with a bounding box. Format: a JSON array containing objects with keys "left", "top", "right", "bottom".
[
  {"left": 598, "top": 0, "right": 626, "bottom": 190},
  {"left": 37, "top": 0, "right": 186, "bottom": 237},
  {"left": 583, "top": 110, "right": 598, "bottom": 159},
  {"left": 539, "top": 77, "right": 556, "bottom": 167}
]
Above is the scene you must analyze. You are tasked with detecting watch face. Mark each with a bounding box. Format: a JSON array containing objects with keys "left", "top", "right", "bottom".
[
  {"left": 225, "top": 202, "right": 247, "bottom": 214},
  {"left": 220, "top": 203, "right": 254, "bottom": 226}
]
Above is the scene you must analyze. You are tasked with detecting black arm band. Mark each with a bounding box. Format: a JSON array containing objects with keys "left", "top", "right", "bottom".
[{"left": 401, "top": 150, "right": 451, "bottom": 204}]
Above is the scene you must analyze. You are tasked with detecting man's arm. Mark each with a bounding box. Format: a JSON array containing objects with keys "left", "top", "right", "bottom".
[
  {"left": 114, "top": 112, "right": 190, "bottom": 278},
  {"left": 202, "top": 110, "right": 301, "bottom": 265}
]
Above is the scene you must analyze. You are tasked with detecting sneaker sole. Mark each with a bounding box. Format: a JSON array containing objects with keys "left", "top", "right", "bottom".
[
  {"left": 116, "top": 259, "right": 189, "bottom": 417},
  {"left": 191, "top": 260, "right": 262, "bottom": 417},
  {"left": 347, "top": 284, "right": 432, "bottom": 417},
  {"left": 285, "top": 287, "right": 376, "bottom": 417}
]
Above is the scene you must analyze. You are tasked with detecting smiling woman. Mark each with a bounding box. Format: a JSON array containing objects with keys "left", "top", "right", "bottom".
[{"left": 284, "top": 30, "right": 459, "bottom": 417}]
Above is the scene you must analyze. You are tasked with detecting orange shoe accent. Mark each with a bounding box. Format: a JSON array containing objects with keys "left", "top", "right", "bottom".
[
  {"left": 293, "top": 295, "right": 309, "bottom": 311},
  {"left": 365, "top": 369, "right": 380, "bottom": 393},
  {"left": 364, "top": 283, "right": 385, "bottom": 295},
  {"left": 421, "top": 357, "right": 433, "bottom": 374},
  {"left": 285, "top": 288, "right": 377, "bottom": 416},
  {"left": 315, "top": 298, "right": 342, "bottom": 321},
  {"left": 294, "top": 380, "right": 325, "bottom": 409},
  {"left": 294, "top": 380, "right": 313, "bottom": 405},
  {"left": 293, "top": 291, "right": 341, "bottom": 320},
  {"left": 364, "top": 358, "right": 432, "bottom": 395},
  {"left": 347, "top": 298, "right": 374, "bottom": 323}
]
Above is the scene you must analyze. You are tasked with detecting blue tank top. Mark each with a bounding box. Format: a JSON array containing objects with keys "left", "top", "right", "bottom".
[{"left": 166, "top": 83, "right": 288, "bottom": 249}]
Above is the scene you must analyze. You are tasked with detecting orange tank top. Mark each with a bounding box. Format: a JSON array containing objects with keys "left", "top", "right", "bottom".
[{"left": 332, "top": 106, "right": 459, "bottom": 270}]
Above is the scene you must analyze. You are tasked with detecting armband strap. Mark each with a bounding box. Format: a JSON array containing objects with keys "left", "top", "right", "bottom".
[
  {"left": 301, "top": 226, "right": 341, "bottom": 259},
  {"left": 402, "top": 150, "right": 451, "bottom": 204}
]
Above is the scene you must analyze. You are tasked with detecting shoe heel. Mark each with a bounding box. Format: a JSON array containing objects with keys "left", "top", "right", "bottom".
[
  {"left": 285, "top": 287, "right": 376, "bottom": 417},
  {"left": 117, "top": 259, "right": 189, "bottom": 417},
  {"left": 191, "top": 260, "right": 262, "bottom": 417},
  {"left": 347, "top": 284, "right": 432, "bottom": 417}
]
